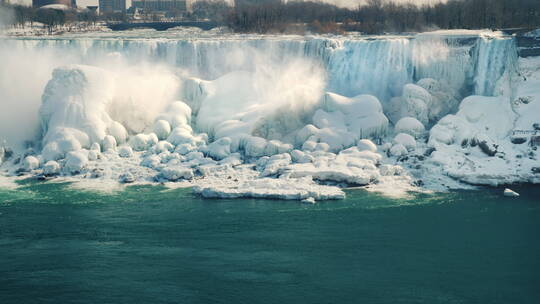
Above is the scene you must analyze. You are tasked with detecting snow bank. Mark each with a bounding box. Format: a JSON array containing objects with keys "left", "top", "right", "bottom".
[
  {"left": 427, "top": 87, "right": 540, "bottom": 185},
  {"left": 429, "top": 95, "right": 514, "bottom": 149}
]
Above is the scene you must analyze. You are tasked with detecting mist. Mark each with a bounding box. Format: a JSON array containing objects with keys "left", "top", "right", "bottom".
[
  {"left": 0, "top": 42, "right": 182, "bottom": 151},
  {"left": 0, "top": 5, "right": 14, "bottom": 28},
  {"left": 0, "top": 43, "right": 72, "bottom": 151}
]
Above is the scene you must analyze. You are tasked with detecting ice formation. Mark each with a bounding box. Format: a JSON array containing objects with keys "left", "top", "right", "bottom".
[
  {"left": 504, "top": 188, "right": 520, "bottom": 197},
  {"left": 0, "top": 30, "right": 539, "bottom": 200}
]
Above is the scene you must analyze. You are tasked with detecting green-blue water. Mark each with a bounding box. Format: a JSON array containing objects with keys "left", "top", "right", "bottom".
[{"left": 1, "top": 180, "right": 539, "bottom": 304}]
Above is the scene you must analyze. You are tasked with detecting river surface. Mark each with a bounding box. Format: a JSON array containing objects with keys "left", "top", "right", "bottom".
[{"left": 0, "top": 180, "right": 539, "bottom": 304}]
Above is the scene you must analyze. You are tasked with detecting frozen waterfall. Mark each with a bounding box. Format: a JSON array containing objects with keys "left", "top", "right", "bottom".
[
  {"left": 1, "top": 30, "right": 535, "bottom": 200},
  {"left": 1, "top": 33, "right": 517, "bottom": 102}
]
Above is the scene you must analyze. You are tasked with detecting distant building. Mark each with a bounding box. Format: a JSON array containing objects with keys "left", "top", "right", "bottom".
[
  {"left": 99, "top": 0, "right": 126, "bottom": 14},
  {"left": 131, "top": 0, "right": 189, "bottom": 13},
  {"left": 234, "top": 0, "right": 282, "bottom": 7},
  {"left": 33, "top": 0, "right": 76, "bottom": 8}
]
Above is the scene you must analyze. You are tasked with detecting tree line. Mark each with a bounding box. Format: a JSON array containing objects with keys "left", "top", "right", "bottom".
[
  {"left": 211, "top": 0, "right": 540, "bottom": 34},
  {"left": 0, "top": 3, "right": 99, "bottom": 33},
  {"left": 2, "top": 0, "right": 539, "bottom": 34}
]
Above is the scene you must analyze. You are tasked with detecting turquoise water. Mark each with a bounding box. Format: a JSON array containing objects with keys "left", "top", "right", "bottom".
[{"left": 1, "top": 180, "right": 539, "bottom": 304}]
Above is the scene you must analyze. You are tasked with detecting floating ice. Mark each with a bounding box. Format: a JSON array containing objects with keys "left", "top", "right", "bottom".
[
  {"left": 504, "top": 188, "right": 520, "bottom": 197},
  {"left": 194, "top": 176, "right": 345, "bottom": 201}
]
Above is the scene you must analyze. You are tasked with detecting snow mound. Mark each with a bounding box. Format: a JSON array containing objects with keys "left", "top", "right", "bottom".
[
  {"left": 395, "top": 117, "right": 425, "bottom": 139},
  {"left": 429, "top": 95, "right": 514, "bottom": 149},
  {"left": 388, "top": 80, "right": 460, "bottom": 126},
  {"left": 357, "top": 139, "right": 377, "bottom": 152},
  {"left": 297, "top": 93, "right": 388, "bottom": 152},
  {"left": 23, "top": 156, "right": 40, "bottom": 171},
  {"left": 39, "top": 65, "right": 115, "bottom": 161},
  {"left": 427, "top": 91, "right": 540, "bottom": 186},
  {"left": 393, "top": 133, "right": 416, "bottom": 151}
]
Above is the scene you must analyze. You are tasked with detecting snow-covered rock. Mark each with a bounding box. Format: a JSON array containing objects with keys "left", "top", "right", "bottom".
[
  {"left": 107, "top": 121, "right": 128, "bottom": 144},
  {"left": 141, "top": 155, "right": 162, "bottom": 169},
  {"left": 156, "top": 101, "right": 192, "bottom": 129},
  {"left": 243, "top": 136, "right": 267, "bottom": 158},
  {"left": 219, "top": 153, "right": 243, "bottom": 166},
  {"left": 129, "top": 133, "right": 158, "bottom": 151},
  {"left": 379, "top": 164, "right": 404, "bottom": 176},
  {"left": 88, "top": 149, "right": 100, "bottom": 161},
  {"left": 118, "top": 146, "right": 134, "bottom": 158},
  {"left": 90, "top": 143, "right": 101, "bottom": 151},
  {"left": 207, "top": 137, "right": 232, "bottom": 160},
  {"left": 64, "top": 151, "right": 88, "bottom": 174},
  {"left": 264, "top": 140, "right": 293, "bottom": 156},
  {"left": 357, "top": 139, "right": 377, "bottom": 152},
  {"left": 290, "top": 149, "right": 314, "bottom": 163},
  {"left": 167, "top": 126, "right": 197, "bottom": 146},
  {"left": 417, "top": 78, "right": 459, "bottom": 123},
  {"left": 39, "top": 65, "right": 114, "bottom": 155},
  {"left": 153, "top": 120, "right": 172, "bottom": 140},
  {"left": 315, "top": 93, "right": 389, "bottom": 148},
  {"left": 119, "top": 172, "right": 135, "bottom": 183},
  {"left": 393, "top": 133, "right": 417, "bottom": 151},
  {"left": 160, "top": 166, "right": 194, "bottom": 181},
  {"left": 102, "top": 135, "right": 117, "bottom": 151},
  {"left": 259, "top": 153, "right": 292, "bottom": 177},
  {"left": 389, "top": 144, "right": 408, "bottom": 157},
  {"left": 152, "top": 141, "right": 174, "bottom": 154},
  {"left": 388, "top": 84, "right": 430, "bottom": 125},
  {"left": 22, "top": 156, "right": 40, "bottom": 171},
  {"left": 395, "top": 117, "right": 425, "bottom": 139},
  {"left": 43, "top": 160, "right": 60, "bottom": 176},
  {"left": 175, "top": 143, "right": 196, "bottom": 155}
]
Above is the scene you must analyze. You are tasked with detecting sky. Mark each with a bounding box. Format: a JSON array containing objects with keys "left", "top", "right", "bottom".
[{"left": 9, "top": 0, "right": 445, "bottom": 10}]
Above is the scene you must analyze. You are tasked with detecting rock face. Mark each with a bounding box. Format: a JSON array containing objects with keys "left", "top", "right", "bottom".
[
  {"left": 517, "top": 34, "right": 540, "bottom": 58},
  {"left": 478, "top": 139, "right": 498, "bottom": 157}
]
